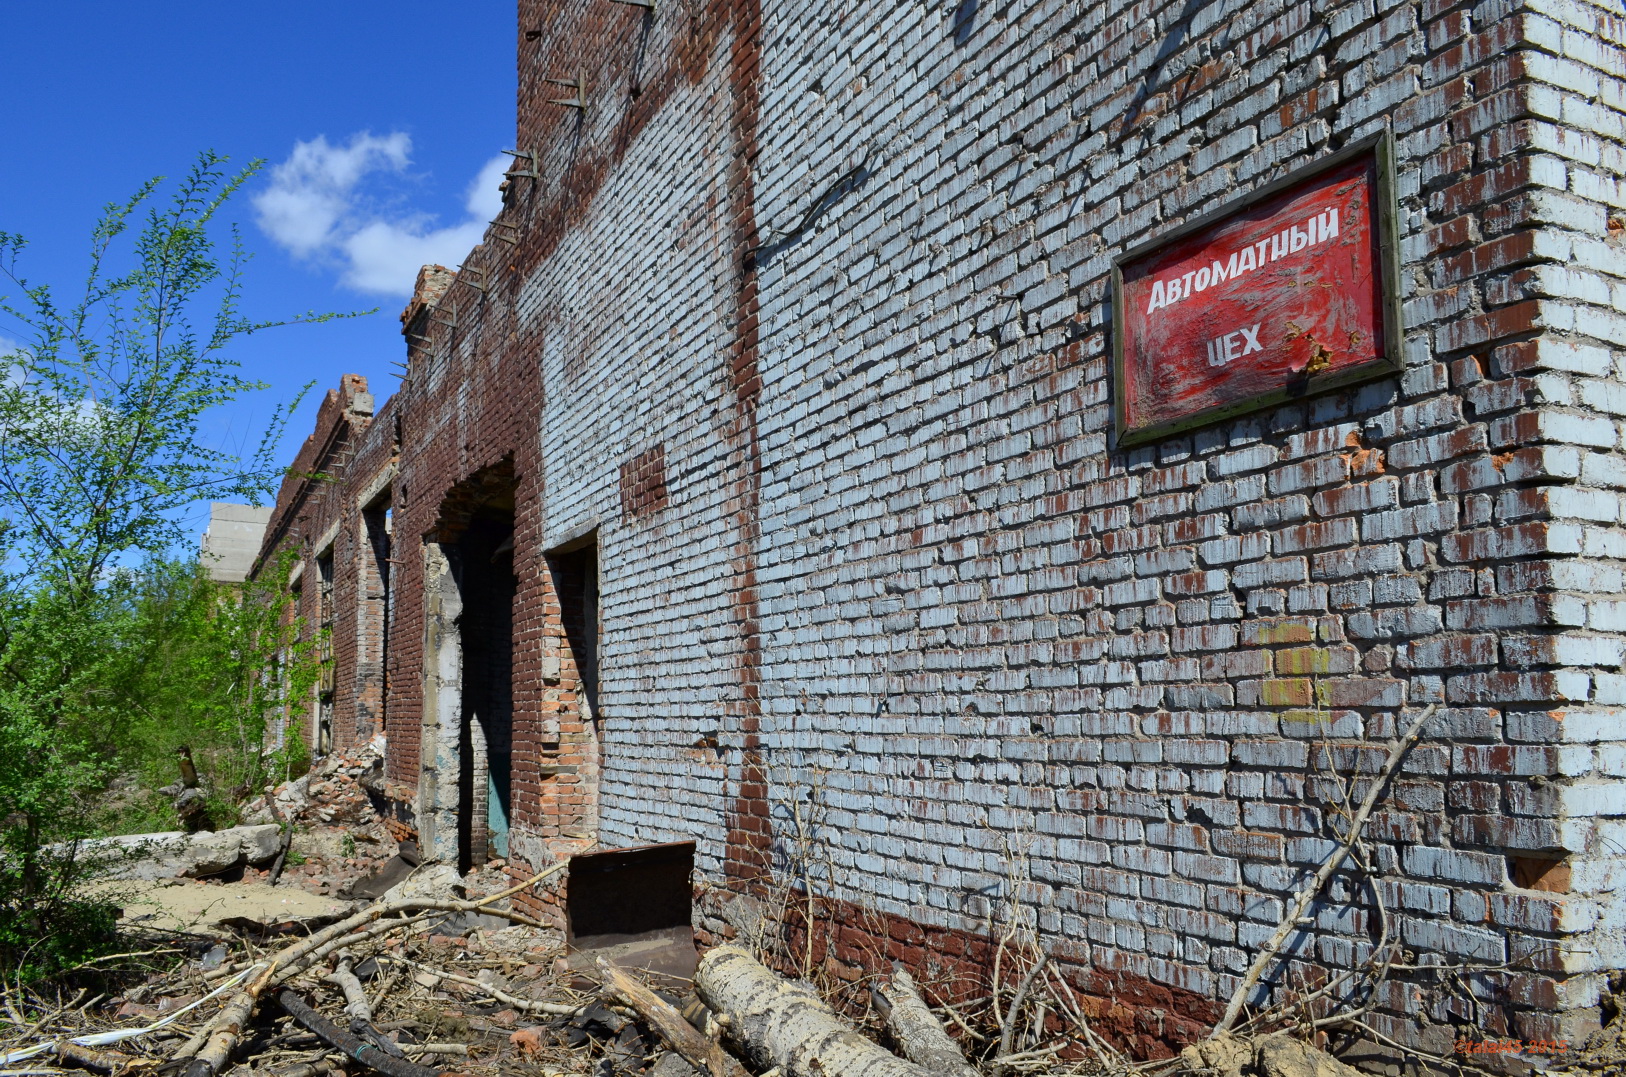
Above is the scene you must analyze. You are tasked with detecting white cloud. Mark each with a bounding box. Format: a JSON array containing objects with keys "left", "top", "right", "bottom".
[
  {"left": 254, "top": 133, "right": 410, "bottom": 258},
  {"left": 465, "top": 155, "right": 510, "bottom": 220},
  {"left": 0, "top": 337, "right": 27, "bottom": 390},
  {"left": 254, "top": 133, "right": 507, "bottom": 297}
]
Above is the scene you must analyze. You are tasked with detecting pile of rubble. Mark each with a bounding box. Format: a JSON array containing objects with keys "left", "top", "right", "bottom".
[
  {"left": 0, "top": 847, "right": 1384, "bottom": 1077},
  {"left": 83, "top": 739, "right": 518, "bottom": 959},
  {"left": 5, "top": 862, "right": 588, "bottom": 1077},
  {"left": 9, "top": 739, "right": 1392, "bottom": 1077},
  {"left": 0, "top": 852, "right": 1096, "bottom": 1077},
  {"left": 238, "top": 738, "right": 403, "bottom": 898},
  {"left": 117, "top": 738, "right": 509, "bottom": 907}
]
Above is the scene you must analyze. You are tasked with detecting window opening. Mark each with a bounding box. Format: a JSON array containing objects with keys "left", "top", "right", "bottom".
[{"left": 552, "top": 542, "right": 600, "bottom": 724}]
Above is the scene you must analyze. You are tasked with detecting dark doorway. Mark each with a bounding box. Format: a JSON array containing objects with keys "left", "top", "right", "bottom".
[
  {"left": 456, "top": 507, "right": 516, "bottom": 872},
  {"left": 359, "top": 500, "right": 392, "bottom": 742}
]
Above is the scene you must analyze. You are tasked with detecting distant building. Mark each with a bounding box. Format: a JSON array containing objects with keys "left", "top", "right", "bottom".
[{"left": 199, "top": 502, "right": 273, "bottom": 583}]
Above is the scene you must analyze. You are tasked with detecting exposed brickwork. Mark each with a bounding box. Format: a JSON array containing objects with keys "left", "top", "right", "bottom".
[
  {"left": 693, "top": 885, "right": 1223, "bottom": 1058},
  {"left": 255, "top": 0, "right": 1626, "bottom": 1054},
  {"left": 619, "top": 445, "right": 670, "bottom": 518}
]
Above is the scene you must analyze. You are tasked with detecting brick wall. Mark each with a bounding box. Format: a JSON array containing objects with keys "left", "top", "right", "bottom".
[
  {"left": 256, "top": 0, "right": 1626, "bottom": 1053},
  {"left": 256, "top": 374, "right": 377, "bottom": 752}
]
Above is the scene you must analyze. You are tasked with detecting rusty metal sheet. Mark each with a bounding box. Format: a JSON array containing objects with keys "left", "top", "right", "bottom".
[
  {"left": 1112, "top": 133, "right": 1402, "bottom": 446},
  {"left": 565, "top": 840, "right": 697, "bottom": 981}
]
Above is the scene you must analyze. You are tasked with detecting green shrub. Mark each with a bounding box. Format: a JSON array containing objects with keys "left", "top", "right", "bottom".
[{"left": 0, "top": 153, "right": 352, "bottom": 977}]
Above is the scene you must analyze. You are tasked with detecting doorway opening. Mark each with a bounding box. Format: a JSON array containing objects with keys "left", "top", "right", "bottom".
[
  {"left": 457, "top": 505, "right": 516, "bottom": 872},
  {"left": 419, "top": 462, "right": 518, "bottom": 872},
  {"left": 358, "top": 497, "right": 392, "bottom": 742}
]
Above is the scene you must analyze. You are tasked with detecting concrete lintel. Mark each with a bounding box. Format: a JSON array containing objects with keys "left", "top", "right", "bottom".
[{"left": 545, "top": 517, "right": 599, "bottom": 554}]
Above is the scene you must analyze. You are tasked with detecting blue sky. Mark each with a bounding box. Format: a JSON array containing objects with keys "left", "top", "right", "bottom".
[{"left": 0, "top": 2, "right": 514, "bottom": 545}]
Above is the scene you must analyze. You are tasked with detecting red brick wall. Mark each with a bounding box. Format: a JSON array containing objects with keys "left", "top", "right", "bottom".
[
  {"left": 258, "top": 375, "right": 377, "bottom": 752},
  {"left": 692, "top": 884, "right": 1223, "bottom": 1058},
  {"left": 619, "top": 445, "right": 670, "bottom": 518}
]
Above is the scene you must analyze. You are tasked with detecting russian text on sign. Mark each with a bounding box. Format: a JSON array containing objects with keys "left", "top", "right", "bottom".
[{"left": 1145, "top": 208, "right": 1340, "bottom": 315}]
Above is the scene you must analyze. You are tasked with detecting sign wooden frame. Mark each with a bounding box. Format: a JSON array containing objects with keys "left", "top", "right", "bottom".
[{"left": 1111, "top": 131, "right": 1404, "bottom": 448}]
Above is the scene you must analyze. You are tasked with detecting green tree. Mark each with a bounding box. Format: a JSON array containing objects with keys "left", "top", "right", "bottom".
[
  {"left": 0, "top": 153, "right": 323, "bottom": 595},
  {"left": 0, "top": 153, "right": 346, "bottom": 976},
  {"left": 105, "top": 554, "right": 316, "bottom": 835}
]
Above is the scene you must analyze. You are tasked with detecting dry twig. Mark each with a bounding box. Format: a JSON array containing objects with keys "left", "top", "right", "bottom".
[
  {"left": 993, "top": 955, "right": 1048, "bottom": 1077},
  {"left": 379, "top": 956, "right": 578, "bottom": 1015},
  {"left": 1211, "top": 704, "right": 1437, "bottom": 1036}
]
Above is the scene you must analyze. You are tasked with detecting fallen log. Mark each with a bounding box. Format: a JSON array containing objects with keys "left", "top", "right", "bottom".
[
  {"left": 696, "top": 945, "right": 932, "bottom": 1077},
  {"left": 174, "top": 857, "right": 571, "bottom": 1076},
  {"left": 874, "top": 969, "right": 979, "bottom": 1077},
  {"left": 597, "top": 957, "right": 750, "bottom": 1077},
  {"left": 277, "top": 989, "right": 446, "bottom": 1077},
  {"left": 54, "top": 1041, "right": 154, "bottom": 1074},
  {"left": 183, "top": 972, "right": 268, "bottom": 1077}
]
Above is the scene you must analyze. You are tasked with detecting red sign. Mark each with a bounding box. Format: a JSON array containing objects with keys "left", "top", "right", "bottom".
[{"left": 1112, "top": 137, "right": 1401, "bottom": 445}]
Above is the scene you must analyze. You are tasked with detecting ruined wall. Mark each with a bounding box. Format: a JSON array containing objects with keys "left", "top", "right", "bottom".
[
  {"left": 512, "top": 0, "right": 766, "bottom": 873},
  {"left": 256, "top": 0, "right": 1626, "bottom": 1056},
  {"left": 256, "top": 374, "right": 378, "bottom": 753},
  {"left": 726, "top": 0, "right": 1625, "bottom": 1053}
]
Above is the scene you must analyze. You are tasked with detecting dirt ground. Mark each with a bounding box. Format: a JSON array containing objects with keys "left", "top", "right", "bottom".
[{"left": 91, "top": 878, "right": 355, "bottom": 936}]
